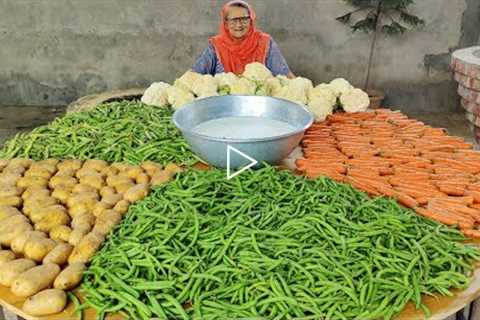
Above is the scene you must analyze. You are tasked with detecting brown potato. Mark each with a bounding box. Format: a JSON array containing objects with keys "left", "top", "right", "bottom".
[
  {"left": 49, "top": 175, "right": 78, "bottom": 189},
  {"left": 0, "top": 214, "right": 30, "bottom": 231},
  {"left": 0, "top": 250, "right": 15, "bottom": 266},
  {"left": 29, "top": 205, "right": 67, "bottom": 224},
  {"left": 9, "top": 158, "right": 32, "bottom": 168},
  {"left": 93, "top": 202, "right": 111, "bottom": 217},
  {"left": 49, "top": 225, "right": 72, "bottom": 242},
  {"left": 106, "top": 175, "right": 133, "bottom": 187},
  {"left": 34, "top": 210, "right": 70, "bottom": 232},
  {"left": 71, "top": 183, "right": 98, "bottom": 195},
  {"left": 80, "top": 173, "right": 105, "bottom": 190},
  {"left": 0, "top": 196, "right": 22, "bottom": 207},
  {"left": 126, "top": 166, "right": 144, "bottom": 180},
  {"left": 43, "top": 243, "right": 73, "bottom": 265},
  {"left": 24, "top": 167, "right": 52, "bottom": 180},
  {"left": 93, "top": 210, "right": 122, "bottom": 235},
  {"left": 57, "top": 159, "right": 82, "bottom": 172},
  {"left": 135, "top": 172, "right": 150, "bottom": 184},
  {"left": 99, "top": 186, "right": 116, "bottom": 198},
  {"left": 68, "top": 225, "right": 91, "bottom": 246},
  {"left": 0, "top": 205, "right": 21, "bottom": 221},
  {"left": 0, "top": 172, "right": 22, "bottom": 184},
  {"left": 72, "top": 213, "right": 95, "bottom": 229},
  {"left": 113, "top": 199, "right": 130, "bottom": 215},
  {"left": 0, "top": 258, "right": 36, "bottom": 287},
  {"left": 124, "top": 184, "right": 149, "bottom": 203},
  {"left": 0, "top": 186, "right": 23, "bottom": 198},
  {"left": 12, "top": 263, "right": 61, "bottom": 297},
  {"left": 53, "top": 263, "right": 85, "bottom": 290},
  {"left": 141, "top": 161, "right": 162, "bottom": 176},
  {"left": 51, "top": 187, "right": 72, "bottom": 204},
  {"left": 75, "top": 168, "right": 100, "bottom": 180},
  {"left": 3, "top": 165, "right": 26, "bottom": 175},
  {"left": 37, "top": 158, "right": 59, "bottom": 168},
  {"left": 100, "top": 166, "right": 119, "bottom": 177},
  {"left": 68, "top": 232, "right": 105, "bottom": 264},
  {"left": 55, "top": 168, "right": 76, "bottom": 177},
  {"left": 11, "top": 231, "right": 46, "bottom": 255},
  {"left": 67, "top": 192, "right": 99, "bottom": 210},
  {"left": 101, "top": 193, "right": 123, "bottom": 207},
  {"left": 0, "top": 223, "right": 33, "bottom": 247},
  {"left": 115, "top": 181, "right": 135, "bottom": 194},
  {"left": 68, "top": 203, "right": 89, "bottom": 218},
  {"left": 22, "top": 288, "right": 67, "bottom": 316},
  {"left": 83, "top": 159, "right": 108, "bottom": 172},
  {"left": 164, "top": 163, "right": 183, "bottom": 175},
  {"left": 0, "top": 159, "right": 9, "bottom": 170},
  {"left": 150, "top": 170, "right": 172, "bottom": 186},
  {"left": 23, "top": 197, "right": 59, "bottom": 216},
  {"left": 24, "top": 238, "right": 57, "bottom": 262},
  {"left": 17, "top": 176, "right": 49, "bottom": 189},
  {"left": 21, "top": 187, "right": 50, "bottom": 200},
  {"left": 111, "top": 163, "right": 133, "bottom": 172}
]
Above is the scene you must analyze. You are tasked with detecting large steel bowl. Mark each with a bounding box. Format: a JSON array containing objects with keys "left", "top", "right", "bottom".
[{"left": 173, "top": 95, "right": 313, "bottom": 169}]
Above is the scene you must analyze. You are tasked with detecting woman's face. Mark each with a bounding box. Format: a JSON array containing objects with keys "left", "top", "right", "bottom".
[{"left": 225, "top": 6, "right": 251, "bottom": 39}]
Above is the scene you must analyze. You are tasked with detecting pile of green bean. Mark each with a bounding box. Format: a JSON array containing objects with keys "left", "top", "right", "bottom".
[
  {"left": 82, "top": 167, "right": 480, "bottom": 320},
  {"left": 0, "top": 101, "right": 198, "bottom": 165}
]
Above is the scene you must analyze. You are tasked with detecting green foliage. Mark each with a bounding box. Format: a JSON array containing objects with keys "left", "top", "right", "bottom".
[{"left": 336, "top": 0, "right": 424, "bottom": 35}]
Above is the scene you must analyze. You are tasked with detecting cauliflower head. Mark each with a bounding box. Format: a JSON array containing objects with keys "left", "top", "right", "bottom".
[
  {"left": 274, "top": 85, "right": 307, "bottom": 105},
  {"left": 273, "top": 76, "right": 312, "bottom": 105},
  {"left": 242, "top": 62, "right": 273, "bottom": 82},
  {"left": 230, "top": 77, "right": 256, "bottom": 95},
  {"left": 141, "top": 82, "right": 171, "bottom": 107},
  {"left": 192, "top": 74, "right": 218, "bottom": 98},
  {"left": 307, "top": 95, "right": 335, "bottom": 122},
  {"left": 339, "top": 88, "right": 370, "bottom": 113},
  {"left": 308, "top": 84, "right": 337, "bottom": 106},
  {"left": 276, "top": 75, "right": 290, "bottom": 86},
  {"left": 328, "top": 78, "right": 353, "bottom": 97},
  {"left": 214, "top": 72, "right": 238, "bottom": 95},
  {"left": 174, "top": 70, "right": 203, "bottom": 93},
  {"left": 265, "top": 77, "right": 283, "bottom": 96},
  {"left": 166, "top": 86, "right": 195, "bottom": 110}
]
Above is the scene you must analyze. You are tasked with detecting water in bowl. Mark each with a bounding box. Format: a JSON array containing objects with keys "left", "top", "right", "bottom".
[{"left": 192, "top": 116, "right": 296, "bottom": 139}]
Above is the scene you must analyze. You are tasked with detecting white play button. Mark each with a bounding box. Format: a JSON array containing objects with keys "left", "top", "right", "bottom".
[{"left": 226, "top": 145, "right": 258, "bottom": 180}]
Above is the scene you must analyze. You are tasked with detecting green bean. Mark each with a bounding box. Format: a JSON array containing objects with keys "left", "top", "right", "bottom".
[
  {"left": 0, "top": 101, "right": 198, "bottom": 165},
  {"left": 82, "top": 167, "right": 480, "bottom": 319}
]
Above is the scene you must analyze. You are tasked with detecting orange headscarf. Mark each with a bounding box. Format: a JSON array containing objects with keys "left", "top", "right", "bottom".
[{"left": 209, "top": 0, "right": 271, "bottom": 75}]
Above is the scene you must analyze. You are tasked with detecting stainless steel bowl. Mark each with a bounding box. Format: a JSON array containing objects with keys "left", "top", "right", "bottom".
[{"left": 173, "top": 95, "right": 313, "bottom": 169}]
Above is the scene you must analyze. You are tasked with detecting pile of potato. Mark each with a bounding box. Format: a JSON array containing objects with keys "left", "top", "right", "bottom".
[{"left": 0, "top": 158, "right": 180, "bottom": 316}]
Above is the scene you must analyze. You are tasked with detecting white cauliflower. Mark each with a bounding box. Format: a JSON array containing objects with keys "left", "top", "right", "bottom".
[
  {"left": 328, "top": 78, "right": 353, "bottom": 97},
  {"left": 166, "top": 86, "right": 195, "bottom": 110},
  {"left": 339, "top": 88, "right": 370, "bottom": 113},
  {"left": 276, "top": 75, "right": 290, "bottom": 86},
  {"left": 265, "top": 77, "right": 283, "bottom": 96},
  {"left": 214, "top": 73, "right": 238, "bottom": 95},
  {"left": 174, "top": 70, "right": 203, "bottom": 93},
  {"left": 192, "top": 74, "right": 218, "bottom": 98},
  {"left": 273, "top": 77, "right": 312, "bottom": 105},
  {"left": 140, "top": 82, "right": 171, "bottom": 107},
  {"left": 242, "top": 62, "right": 273, "bottom": 82},
  {"left": 307, "top": 95, "right": 335, "bottom": 122},
  {"left": 230, "top": 77, "right": 256, "bottom": 95},
  {"left": 308, "top": 83, "right": 337, "bottom": 106}
]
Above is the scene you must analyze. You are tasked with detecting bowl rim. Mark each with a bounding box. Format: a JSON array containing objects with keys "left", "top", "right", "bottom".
[{"left": 172, "top": 95, "right": 314, "bottom": 143}]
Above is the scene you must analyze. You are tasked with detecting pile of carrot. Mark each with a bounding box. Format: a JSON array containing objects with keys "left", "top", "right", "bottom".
[{"left": 297, "top": 109, "right": 480, "bottom": 238}]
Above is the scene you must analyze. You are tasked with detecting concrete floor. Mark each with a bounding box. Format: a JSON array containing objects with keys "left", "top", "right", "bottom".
[{"left": 0, "top": 107, "right": 476, "bottom": 320}]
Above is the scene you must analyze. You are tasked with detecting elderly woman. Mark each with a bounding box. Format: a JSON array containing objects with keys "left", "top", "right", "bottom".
[{"left": 193, "top": 0, "right": 294, "bottom": 77}]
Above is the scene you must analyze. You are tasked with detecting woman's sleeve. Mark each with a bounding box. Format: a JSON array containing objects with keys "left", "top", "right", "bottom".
[
  {"left": 266, "top": 39, "right": 291, "bottom": 76},
  {"left": 192, "top": 44, "right": 217, "bottom": 75}
]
